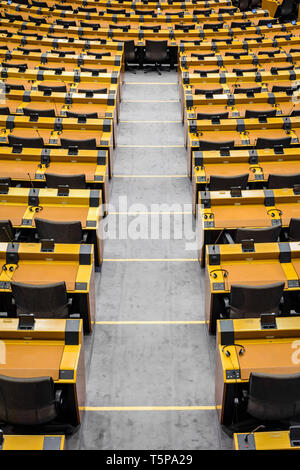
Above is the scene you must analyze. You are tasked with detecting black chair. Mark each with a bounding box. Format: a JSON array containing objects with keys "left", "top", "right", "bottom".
[
  {"left": 239, "top": 0, "right": 250, "bottom": 10},
  {"left": 45, "top": 173, "right": 86, "bottom": 189},
  {"left": 247, "top": 372, "right": 300, "bottom": 421},
  {"left": 287, "top": 218, "right": 300, "bottom": 241},
  {"left": 0, "top": 177, "right": 11, "bottom": 186},
  {"left": 0, "top": 374, "right": 68, "bottom": 429},
  {"left": 278, "top": 0, "right": 298, "bottom": 21},
  {"left": 35, "top": 218, "right": 87, "bottom": 244},
  {"left": 196, "top": 112, "right": 229, "bottom": 120},
  {"left": 11, "top": 281, "right": 71, "bottom": 318},
  {"left": 0, "top": 107, "right": 9, "bottom": 115},
  {"left": 60, "top": 138, "right": 97, "bottom": 150},
  {"left": 0, "top": 220, "right": 20, "bottom": 243},
  {"left": 267, "top": 173, "right": 300, "bottom": 189},
  {"left": 209, "top": 174, "right": 248, "bottom": 191},
  {"left": 195, "top": 87, "right": 223, "bottom": 96},
  {"left": 199, "top": 140, "right": 235, "bottom": 151},
  {"left": 225, "top": 282, "right": 285, "bottom": 319},
  {"left": 37, "top": 84, "right": 67, "bottom": 94},
  {"left": 8, "top": 135, "right": 44, "bottom": 149},
  {"left": 245, "top": 109, "right": 277, "bottom": 119},
  {"left": 143, "top": 40, "right": 170, "bottom": 75},
  {"left": 235, "top": 226, "right": 281, "bottom": 243},
  {"left": 23, "top": 107, "right": 56, "bottom": 118},
  {"left": 124, "top": 40, "right": 139, "bottom": 73},
  {"left": 66, "top": 111, "right": 98, "bottom": 120},
  {"left": 256, "top": 137, "right": 292, "bottom": 149},
  {"left": 234, "top": 86, "right": 262, "bottom": 95}
]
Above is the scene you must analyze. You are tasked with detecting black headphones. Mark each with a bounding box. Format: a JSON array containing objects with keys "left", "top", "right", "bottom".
[
  {"left": 29, "top": 205, "right": 43, "bottom": 212},
  {"left": 210, "top": 268, "right": 229, "bottom": 279},
  {"left": 222, "top": 344, "right": 246, "bottom": 357}
]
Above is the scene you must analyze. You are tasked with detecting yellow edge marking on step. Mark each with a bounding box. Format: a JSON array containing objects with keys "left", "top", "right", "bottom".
[{"left": 79, "top": 406, "right": 220, "bottom": 411}]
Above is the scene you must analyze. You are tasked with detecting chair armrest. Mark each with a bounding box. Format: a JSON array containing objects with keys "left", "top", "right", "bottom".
[
  {"left": 55, "top": 389, "right": 63, "bottom": 411},
  {"left": 82, "top": 232, "right": 88, "bottom": 243}
]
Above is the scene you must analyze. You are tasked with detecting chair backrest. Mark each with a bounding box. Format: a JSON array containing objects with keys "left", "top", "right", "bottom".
[
  {"left": 268, "top": 173, "right": 300, "bottom": 189},
  {"left": 124, "top": 40, "right": 136, "bottom": 62},
  {"left": 23, "top": 107, "right": 56, "bottom": 118},
  {"left": 37, "top": 83, "right": 67, "bottom": 93},
  {"left": 245, "top": 109, "right": 277, "bottom": 119},
  {"left": 235, "top": 226, "right": 281, "bottom": 243},
  {"left": 35, "top": 218, "right": 83, "bottom": 243},
  {"left": 60, "top": 138, "right": 96, "bottom": 150},
  {"left": 8, "top": 135, "right": 44, "bottom": 148},
  {"left": 45, "top": 173, "right": 86, "bottom": 189},
  {"left": 11, "top": 281, "right": 69, "bottom": 318},
  {"left": 0, "top": 178, "right": 11, "bottom": 186},
  {"left": 0, "top": 374, "right": 57, "bottom": 426},
  {"left": 144, "top": 40, "right": 168, "bottom": 63},
  {"left": 229, "top": 282, "right": 285, "bottom": 318},
  {"left": 247, "top": 372, "right": 300, "bottom": 421},
  {"left": 288, "top": 218, "right": 300, "bottom": 241},
  {"left": 209, "top": 173, "right": 248, "bottom": 191},
  {"left": 0, "top": 220, "right": 14, "bottom": 242}
]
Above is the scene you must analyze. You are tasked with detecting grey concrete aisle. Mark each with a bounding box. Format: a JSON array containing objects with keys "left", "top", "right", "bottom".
[{"left": 67, "top": 70, "right": 232, "bottom": 450}]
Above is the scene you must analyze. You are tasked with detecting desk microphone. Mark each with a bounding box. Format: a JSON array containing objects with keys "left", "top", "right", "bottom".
[
  {"left": 27, "top": 172, "right": 36, "bottom": 194},
  {"left": 34, "top": 126, "right": 44, "bottom": 144},
  {"left": 244, "top": 425, "right": 266, "bottom": 443},
  {"left": 212, "top": 227, "right": 225, "bottom": 252},
  {"left": 2, "top": 225, "right": 14, "bottom": 248},
  {"left": 51, "top": 97, "right": 60, "bottom": 117}
]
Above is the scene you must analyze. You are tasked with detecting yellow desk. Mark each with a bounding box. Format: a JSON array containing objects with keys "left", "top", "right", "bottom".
[{"left": 0, "top": 434, "right": 65, "bottom": 450}]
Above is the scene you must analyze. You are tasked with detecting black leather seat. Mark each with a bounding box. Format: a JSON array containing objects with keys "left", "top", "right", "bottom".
[
  {"left": 143, "top": 40, "right": 170, "bottom": 75},
  {"left": 35, "top": 218, "right": 86, "bottom": 244},
  {"left": 0, "top": 375, "right": 62, "bottom": 426},
  {"left": 45, "top": 173, "right": 86, "bottom": 189},
  {"left": 235, "top": 226, "right": 281, "bottom": 243},
  {"left": 11, "top": 281, "right": 71, "bottom": 318},
  {"left": 268, "top": 173, "right": 300, "bottom": 189},
  {"left": 287, "top": 218, "right": 300, "bottom": 241},
  {"left": 247, "top": 372, "right": 300, "bottom": 421},
  {"left": 209, "top": 174, "right": 248, "bottom": 191},
  {"left": 124, "top": 40, "right": 139, "bottom": 72},
  {"left": 226, "top": 282, "right": 285, "bottom": 319}
]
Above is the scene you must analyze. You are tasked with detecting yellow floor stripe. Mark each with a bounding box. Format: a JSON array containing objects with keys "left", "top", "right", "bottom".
[
  {"left": 103, "top": 258, "right": 198, "bottom": 262},
  {"left": 95, "top": 321, "right": 206, "bottom": 325},
  {"left": 79, "top": 406, "right": 219, "bottom": 411},
  {"left": 113, "top": 174, "right": 187, "bottom": 178}
]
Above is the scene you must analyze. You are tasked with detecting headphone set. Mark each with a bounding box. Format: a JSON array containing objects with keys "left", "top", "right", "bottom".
[
  {"left": 210, "top": 268, "right": 229, "bottom": 279},
  {"left": 267, "top": 208, "right": 282, "bottom": 218},
  {"left": 222, "top": 344, "right": 246, "bottom": 357},
  {"left": 29, "top": 205, "right": 43, "bottom": 212}
]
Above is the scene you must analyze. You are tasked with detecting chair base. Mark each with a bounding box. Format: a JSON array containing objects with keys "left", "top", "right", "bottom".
[
  {"left": 125, "top": 62, "right": 138, "bottom": 74},
  {"left": 144, "top": 63, "right": 170, "bottom": 75}
]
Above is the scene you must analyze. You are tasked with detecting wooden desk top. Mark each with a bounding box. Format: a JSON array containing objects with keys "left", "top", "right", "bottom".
[
  {"left": 0, "top": 341, "right": 64, "bottom": 380},
  {"left": 8, "top": 261, "right": 79, "bottom": 291},
  {"left": 237, "top": 341, "right": 300, "bottom": 380},
  {"left": 1, "top": 435, "right": 65, "bottom": 450},
  {"left": 221, "top": 259, "right": 287, "bottom": 288}
]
